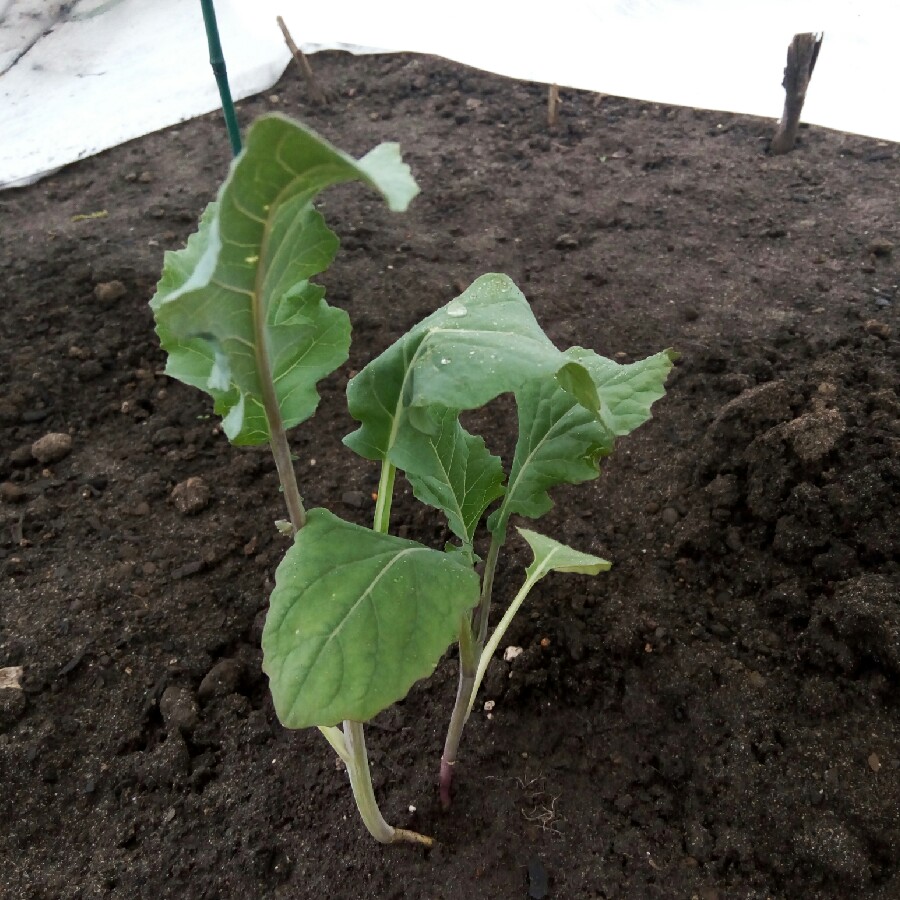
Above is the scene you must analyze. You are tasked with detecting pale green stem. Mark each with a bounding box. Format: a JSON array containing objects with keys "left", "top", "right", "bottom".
[
  {"left": 254, "top": 283, "right": 306, "bottom": 532},
  {"left": 466, "top": 563, "right": 548, "bottom": 719},
  {"left": 438, "top": 523, "right": 506, "bottom": 806},
  {"left": 373, "top": 462, "right": 396, "bottom": 534},
  {"left": 317, "top": 725, "right": 350, "bottom": 764},
  {"left": 439, "top": 616, "right": 477, "bottom": 807},
  {"left": 342, "top": 721, "right": 397, "bottom": 843},
  {"left": 268, "top": 421, "right": 307, "bottom": 533},
  {"left": 344, "top": 719, "right": 433, "bottom": 846}
]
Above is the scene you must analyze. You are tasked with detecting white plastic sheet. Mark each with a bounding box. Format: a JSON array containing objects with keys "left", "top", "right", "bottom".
[
  {"left": 0, "top": 0, "right": 292, "bottom": 188},
  {"left": 1, "top": 0, "right": 898, "bottom": 190}
]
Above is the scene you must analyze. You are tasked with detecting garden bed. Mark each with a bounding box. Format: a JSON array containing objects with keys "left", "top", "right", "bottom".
[{"left": 1, "top": 50, "right": 898, "bottom": 899}]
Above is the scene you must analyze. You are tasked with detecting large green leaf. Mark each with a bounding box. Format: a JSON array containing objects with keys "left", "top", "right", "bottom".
[
  {"left": 489, "top": 348, "right": 674, "bottom": 531},
  {"left": 150, "top": 114, "right": 419, "bottom": 445},
  {"left": 343, "top": 273, "right": 595, "bottom": 461},
  {"left": 390, "top": 406, "right": 505, "bottom": 544},
  {"left": 262, "top": 509, "right": 480, "bottom": 728}
]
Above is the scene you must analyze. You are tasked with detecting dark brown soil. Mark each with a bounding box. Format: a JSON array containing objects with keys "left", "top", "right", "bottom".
[{"left": 1, "top": 51, "right": 898, "bottom": 900}]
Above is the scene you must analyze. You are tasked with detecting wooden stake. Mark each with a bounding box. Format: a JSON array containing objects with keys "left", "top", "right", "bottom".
[
  {"left": 276, "top": 15, "right": 329, "bottom": 105},
  {"left": 547, "top": 83, "right": 560, "bottom": 128},
  {"left": 771, "top": 32, "right": 823, "bottom": 155}
]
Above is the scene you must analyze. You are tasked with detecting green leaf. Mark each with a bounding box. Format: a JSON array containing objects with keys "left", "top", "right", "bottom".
[
  {"left": 489, "top": 347, "right": 674, "bottom": 531},
  {"left": 150, "top": 114, "right": 419, "bottom": 445},
  {"left": 490, "top": 378, "right": 615, "bottom": 530},
  {"left": 571, "top": 348, "right": 676, "bottom": 437},
  {"left": 262, "top": 508, "right": 480, "bottom": 728},
  {"left": 518, "top": 527, "right": 611, "bottom": 579},
  {"left": 343, "top": 273, "right": 592, "bottom": 462},
  {"left": 391, "top": 406, "right": 505, "bottom": 544}
]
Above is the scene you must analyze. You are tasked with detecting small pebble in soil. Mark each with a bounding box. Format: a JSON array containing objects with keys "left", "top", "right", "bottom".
[
  {"left": 159, "top": 685, "right": 199, "bottom": 735},
  {"left": 171, "top": 477, "right": 210, "bottom": 515},
  {"left": 0, "top": 667, "right": 27, "bottom": 728},
  {"left": 0, "top": 482, "right": 25, "bottom": 503},
  {"left": 864, "top": 319, "right": 891, "bottom": 339},
  {"left": 867, "top": 238, "right": 894, "bottom": 257},
  {"left": 198, "top": 658, "right": 242, "bottom": 702},
  {"left": 661, "top": 506, "right": 680, "bottom": 526},
  {"left": 93, "top": 280, "right": 127, "bottom": 304},
  {"left": 747, "top": 671, "right": 766, "bottom": 688},
  {"left": 31, "top": 433, "right": 72, "bottom": 465},
  {"left": 341, "top": 490, "right": 368, "bottom": 509},
  {"left": 555, "top": 233, "right": 579, "bottom": 250},
  {"left": 0, "top": 667, "right": 24, "bottom": 690}
]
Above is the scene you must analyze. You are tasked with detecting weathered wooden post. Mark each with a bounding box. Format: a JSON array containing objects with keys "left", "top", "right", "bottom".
[
  {"left": 771, "top": 32, "right": 823, "bottom": 155},
  {"left": 276, "top": 16, "right": 330, "bottom": 105},
  {"left": 547, "top": 83, "right": 560, "bottom": 127}
]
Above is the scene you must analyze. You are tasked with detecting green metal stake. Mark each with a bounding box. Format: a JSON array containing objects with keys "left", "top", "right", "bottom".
[{"left": 199, "top": 0, "right": 242, "bottom": 156}]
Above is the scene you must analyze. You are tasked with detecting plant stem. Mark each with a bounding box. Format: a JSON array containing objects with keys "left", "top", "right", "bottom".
[
  {"left": 318, "top": 725, "right": 350, "bottom": 764},
  {"left": 199, "top": 0, "right": 242, "bottom": 157},
  {"left": 471, "top": 528, "right": 504, "bottom": 648},
  {"left": 439, "top": 617, "right": 477, "bottom": 808},
  {"left": 466, "top": 564, "right": 547, "bottom": 719},
  {"left": 343, "top": 722, "right": 433, "bottom": 847},
  {"left": 252, "top": 263, "right": 306, "bottom": 532},
  {"left": 373, "top": 462, "right": 396, "bottom": 534},
  {"left": 267, "top": 420, "right": 307, "bottom": 533},
  {"left": 438, "top": 527, "right": 505, "bottom": 807}
]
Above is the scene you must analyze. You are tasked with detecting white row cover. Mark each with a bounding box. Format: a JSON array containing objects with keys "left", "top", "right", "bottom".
[{"left": 1, "top": 0, "right": 898, "bottom": 189}]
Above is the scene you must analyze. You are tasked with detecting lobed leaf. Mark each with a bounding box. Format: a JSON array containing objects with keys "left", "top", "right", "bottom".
[
  {"left": 391, "top": 406, "right": 505, "bottom": 545},
  {"left": 490, "top": 347, "right": 675, "bottom": 531},
  {"left": 490, "top": 377, "right": 615, "bottom": 531},
  {"left": 262, "top": 509, "right": 480, "bottom": 728},
  {"left": 150, "top": 114, "right": 419, "bottom": 445},
  {"left": 571, "top": 347, "right": 676, "bottom": 437},
  {"left": 343, "top": 274, "right": 594, "bottom": 463}
]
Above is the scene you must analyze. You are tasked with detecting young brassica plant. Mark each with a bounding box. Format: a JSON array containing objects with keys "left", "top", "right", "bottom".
[
  {"left": 151, "top": 112, "right": 673, "bottom": 846},
  {"left": 262, "top": 272, "right": 674, "bottom": 817},
  {"left": 150, "top": 114, "right": 433, "bottom": 845}
]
